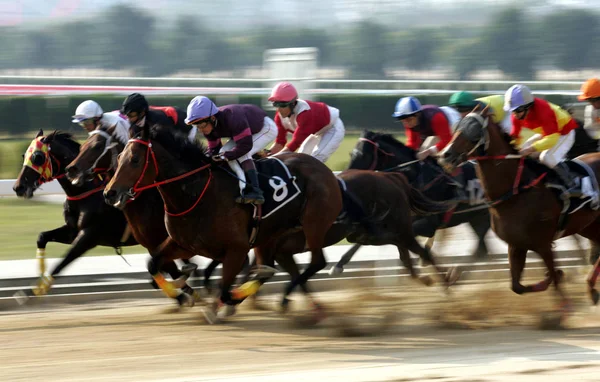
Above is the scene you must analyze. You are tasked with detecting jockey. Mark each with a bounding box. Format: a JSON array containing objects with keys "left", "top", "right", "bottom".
[
  {"left": 504, "top": 84, "right": 579, "bottom": 189},
  {"left": 448, "top": 91, "right": 511, "bottom": 134},
  {"left": 120, "top": 93, "right": 195, "bottom": 141},
  {"left": 392, "top": 96, "right": 453, "bottom": 161},
  {"left": 185, "top": 96, "right": 278, "bottom": 205},
  {"left": 578, "top": 78, "right": 600, "bottom": 140},
  {"left": 71, "top": 100, "right": 130, "bottom": 144},
  {"left": 267, "top": 82, "right": 345, "bottom": 163}
]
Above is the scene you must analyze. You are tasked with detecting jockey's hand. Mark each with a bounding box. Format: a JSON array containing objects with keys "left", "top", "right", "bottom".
[
  {"left": 211, "top": 154, "right": 226, "bottom": 162},
  {"left": 416, "top": 147, "right": 435, "bottom": 161},
  {"left": 519, "top": 146, "right": 536, "bottom": 156}
]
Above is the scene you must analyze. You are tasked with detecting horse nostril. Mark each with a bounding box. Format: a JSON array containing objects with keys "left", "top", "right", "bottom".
[
  {"left": 66, "top": 165, "right": 78, "bottom": 175},
  {"left": 13, "top": 184, "right": 23, "bottom": 193}
]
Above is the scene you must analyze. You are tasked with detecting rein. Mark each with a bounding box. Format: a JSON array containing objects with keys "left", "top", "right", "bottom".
[
  {"left": 127, "top": 138, "right": 212, "bottom": 217},
  {"left": 359, "top": 137, "right": 396, "bottom": 170},
  {"left": 470, "top": 153, "right": 547, "bottom": 206}
]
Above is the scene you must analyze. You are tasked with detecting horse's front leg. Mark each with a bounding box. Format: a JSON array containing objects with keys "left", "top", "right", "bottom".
[
  {"left": 147, "top": 238, "right": 200, "bottom": 307},
  {"left": 15, "top": 227, "right": 95, "bottom": 305},
  {"left": 35, "top": 225, "right": 76, "bottom": 276},
  {"left": 202, "top": 249, "right": 254, "bottom": 324}
]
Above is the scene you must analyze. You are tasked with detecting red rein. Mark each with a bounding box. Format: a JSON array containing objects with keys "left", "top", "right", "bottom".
[{"left": 127, "top": 139, "right": 212, "bottom": 217}]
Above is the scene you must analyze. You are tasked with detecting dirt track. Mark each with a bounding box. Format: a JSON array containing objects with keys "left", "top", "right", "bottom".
[{"left": 1, "top": 280, "right": 600, "bottom": 382}]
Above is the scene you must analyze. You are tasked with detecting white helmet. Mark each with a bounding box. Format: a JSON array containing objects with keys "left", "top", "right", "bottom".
[
  {"left": 72, "top": 100, "right": 103, "bottom": 123},
  {"left": 503, "top": 84, "right": 534, "bottom": 112}
]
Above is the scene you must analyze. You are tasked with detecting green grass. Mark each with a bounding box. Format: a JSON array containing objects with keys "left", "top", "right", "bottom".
[{"left": 0, "top": 198, "right": 149, "bottom": 260}]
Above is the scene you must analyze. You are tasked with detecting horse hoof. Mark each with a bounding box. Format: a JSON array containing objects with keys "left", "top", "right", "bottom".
[
  {"left": 176, "top": 293, "right": 195, "bottom": 308},
  {"left": 419, "top": 275, "right": 434, "bottom": 286},
  {"left": 217, "top": 304, "right": 237, "bottom": 319},
  {"left": 280, "top": 298, "right": 291, "bottom": 314},
  {"left": 13, "top": 290, "right": 30, "bottom": 306},
  {"left": 446, "top": 266, "right": 461, "bottom": 286},
  {"left": 591, "top": 289, "right": 599, "bottom": 305},
  {"left": 202, "top": 306, "right": 220, "bottom": 324},
  {"left": 181, "top": 263, "right": 198, "bottom": 277},
  {"left": 328, "top": 265, "right": 343, "bottom": 276}
]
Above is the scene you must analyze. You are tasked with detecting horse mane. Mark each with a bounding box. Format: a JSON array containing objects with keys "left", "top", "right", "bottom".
[
  {"left": 362, "top": 130, "right": 417, "bottom": 156},
  {"left": 43, "top": 130, "right": 80, "bottom": 153},
  {"left": 147, "top": 124, "right": 210, "bottom": 167}
]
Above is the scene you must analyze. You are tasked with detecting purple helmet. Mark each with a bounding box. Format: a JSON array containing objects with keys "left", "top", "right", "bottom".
[
  {"left": 504, "top": 84, "right": 534, "bottom": 112},
  {"left": 185, "top": 96, "right": 218, "bottom": 124}
]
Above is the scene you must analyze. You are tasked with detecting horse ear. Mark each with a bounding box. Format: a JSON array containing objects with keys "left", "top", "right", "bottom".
[
  {"left": 36, "top": 129, "right": 43, "bottom": 138},
  {"left": 472, "top": 104, "right": 481, "bottom": 113}
]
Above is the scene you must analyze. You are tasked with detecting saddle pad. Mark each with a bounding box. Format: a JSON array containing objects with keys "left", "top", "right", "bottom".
[{"left": 255, "top": 157, "right": 302, "bottom": 219}]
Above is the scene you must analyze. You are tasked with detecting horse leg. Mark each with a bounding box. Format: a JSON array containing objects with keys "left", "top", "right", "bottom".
[
  {"left": 203, "top": 259, "right": 221, "bottom": 293},
  {"left": 147, "top": 238, "right": 199, "bottom": 307},
  {"left": 276, "top": 253, "right": 312, "bottom": 313},
  {"left": 509, "top": 245, "right": 570, "bottom": 312},
  {"left": 15, "top": 227, "right": 97, "bottom": 305},
  {"left": 35, "top": 225, "right": 76, "bottom": 276},
  {"left": 574, "top": 221, "right": 600, "bottom": 305},
  {"left": 329, "top": 243, "right": 361, "bottom": 276},
  {"left": 203, "top": 250, "right": 251, "bottom": 324},
  {"left": 468, "top": 213, "right": 490, "bottom": 259},
  {"left": 396, "top": 245, "right": 433, "bottom": 287},
  {"left": 402, "top": 236, "right": 459, "bottom": 288}
]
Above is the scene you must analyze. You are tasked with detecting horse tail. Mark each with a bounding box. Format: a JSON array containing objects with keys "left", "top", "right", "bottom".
[{"left": 408, "top": 186, "right": 456, "bottom": 216}]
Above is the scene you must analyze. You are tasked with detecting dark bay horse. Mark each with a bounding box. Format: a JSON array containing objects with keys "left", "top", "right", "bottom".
[
  {"left": 103, "top": 124, "right": 345, "bottom": 323},
  {"left": 12, "top": 130, "right": 138, "bottom": 302},
  {"left": 438, "top": 107, "right": 600, "bottom": 316},
  {"left": 64, "top": 124, "right": 243, "bottom": 305},
  {"left": 329, "top": 130, "right": 492, "bottom": 274}
]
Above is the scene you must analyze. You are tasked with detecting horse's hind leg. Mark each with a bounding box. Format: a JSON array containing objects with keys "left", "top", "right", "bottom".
[
  {"left": 329, "top": 243, "right": 361, "bottom": 275},
  {"left": 402, "top": 236, "right": 459, "bottom": 287},
  {"left": 574, "top": 221, "right": 600, "bottom": 305},
  {"left": 468, "top": 213, "right": 491, "bottom": 259},
  {"left": 396, "top": 245, "right": 433, "bottom": 287}
]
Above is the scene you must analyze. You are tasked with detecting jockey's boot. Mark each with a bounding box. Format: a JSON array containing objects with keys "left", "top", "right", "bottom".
[
  {"left": 554, "top": 162, "right": 582, "bottom": 198},
  {"left": 236, "top": 169, "right": 265, "bottom": 205}
]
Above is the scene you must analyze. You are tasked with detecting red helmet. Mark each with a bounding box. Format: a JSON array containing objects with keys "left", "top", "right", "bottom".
[{"left": 268, "top": 82, "right": 298, "bottom": 103}]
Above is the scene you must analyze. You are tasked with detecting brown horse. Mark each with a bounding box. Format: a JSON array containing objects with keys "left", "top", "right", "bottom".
[
  {"left": 64, "top": 125, "right": 250, "bottom": 305},
  {"left": 63, "top": 127, "right": 202, "bottom": 305},
  {"left": 103, "top": 124, "right": 344, "bottom": 323},
  {"left": 438, "top": 107, "right": 600, "bottom": 316}
]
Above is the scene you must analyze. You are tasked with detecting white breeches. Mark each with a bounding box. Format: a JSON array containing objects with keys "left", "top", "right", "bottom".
[
  {"left": 521, "top": 130, "right": 575, "bottom": 168},
  {"left": 220, "top": 117, "right": 278, "bottom": 192},
  {"left": 297, "top": 118, "right": 345, "bottom": 163}
]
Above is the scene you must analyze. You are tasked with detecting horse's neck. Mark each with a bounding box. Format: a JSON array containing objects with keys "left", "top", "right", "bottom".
[
  {"left": 475, "top": 129, "right": 521, "bottom": 200},
  {"left": 153, "top": 153, "right": 215, "bottom": 214}
]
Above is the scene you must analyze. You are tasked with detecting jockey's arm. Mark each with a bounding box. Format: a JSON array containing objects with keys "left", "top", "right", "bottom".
[
  {"left": 270, "top": 114, "right": 288, "bottom": 155},
  {"left": 509, "top": 115, "right": 523, "bottom": 146},
  {"left": 268, "top": 142, "right": 285, "bottom": 154},
  {"left": 222, "top": 127, "right": 253, "bottom": 161}
]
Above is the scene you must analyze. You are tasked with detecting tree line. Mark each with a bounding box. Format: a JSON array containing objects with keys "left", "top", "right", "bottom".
[{"left": 0, "top": 5, "right": 597, "bottom": 80}]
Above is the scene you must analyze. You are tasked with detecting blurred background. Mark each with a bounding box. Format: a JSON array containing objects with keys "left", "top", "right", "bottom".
[{"left": 0, "top": 0, "right": 598, "bottom": 257}]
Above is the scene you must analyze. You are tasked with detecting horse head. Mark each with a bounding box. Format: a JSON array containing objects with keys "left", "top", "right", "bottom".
[
  {"left": 66, "top": 124, "right": 124, "bottom": 186},
  {"left": 439, "top": 104, "right": 514, "bottom": 172},
  {"left": 13, "top": 129, "right": 80, "bottom": 198},
  {"left": 104, "top": 124, "right": 211, "bottom": 210}
]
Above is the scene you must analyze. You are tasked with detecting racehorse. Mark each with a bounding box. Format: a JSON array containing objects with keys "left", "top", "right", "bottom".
[
  {"left": 64, "top": 125, "right": 250, "bottom": 304},
  {"left": 11, "top": 130, "right": 141, "bottom": 302},
  {"left": 329, "top": 130, "right": 492, "bottom": 274},
  {"left": 103, "top": 124, "right": 457, "bottom": 323},
  {"left": 438, "top": 106, "right": 600, "bottom": 317}
]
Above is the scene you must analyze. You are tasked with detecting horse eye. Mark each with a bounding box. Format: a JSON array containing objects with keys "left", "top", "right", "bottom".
[
  {"left": 31, "top": 152, "right": 46, "bottom": 166},
  {"left": 131, "top": 155, "right": 140, "bottom": 165}
]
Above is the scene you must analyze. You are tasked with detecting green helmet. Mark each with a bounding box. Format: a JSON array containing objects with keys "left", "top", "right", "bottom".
[{"left": 449, "top": 91, "right": 476, "bottom": 108}]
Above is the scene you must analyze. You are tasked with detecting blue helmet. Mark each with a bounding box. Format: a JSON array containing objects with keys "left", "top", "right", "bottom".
[
  {"left": 185, "top": 96, "right": 218, "bottom": 124},
  {"left": 393, "top": 96, "right": 422, "bottom": 118},
  {"left": 504, "top": 84, "right": 534, "bottom": 112}
]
